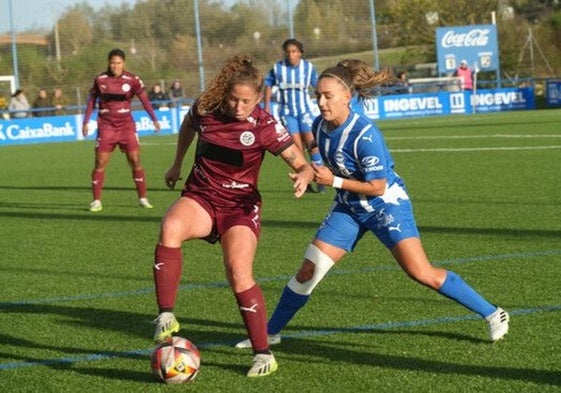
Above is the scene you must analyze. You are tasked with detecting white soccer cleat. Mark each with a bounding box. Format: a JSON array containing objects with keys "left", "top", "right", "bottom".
[
  {"left": 486, "top": 307, "right": 510, "bottom": 341},
  {"left": 247, "top": 353, "right": 278, "bottom": 378},
  {"left": 234, "top": 334, "right": 281, "bottom": 349},
  {"left": 89, "top": 199, "right": 102, "bottom": 212},
  {"left": 153, "top": 312, "right": 180, "bottom": 344},
  {"left": 139, "top": 197, "right": 154, "bottom": 209}
]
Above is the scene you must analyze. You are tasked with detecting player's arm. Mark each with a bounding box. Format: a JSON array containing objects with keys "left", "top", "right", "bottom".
[
  {"left": 281, "top": 143, "right": 314, "bottom": 198},
  {"left": 312, "top": 163, "right": 386, "bottom": 196},
  {"left": 136, "top": 88, "right": 161, "bottom": 133},
  {"left": 165, "top": 114, "right": 197, "bottom": 189},
  {"left": 82, "top": 92, "right": 97, "bottom": 137}
]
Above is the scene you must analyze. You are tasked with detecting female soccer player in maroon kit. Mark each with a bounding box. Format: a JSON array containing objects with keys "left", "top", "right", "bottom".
[
  {"left": 82, "top": 48, "right": 160, "bottom": 212},
  {"left": 152, "top": 55, "right": 314, "bottom": 377}
]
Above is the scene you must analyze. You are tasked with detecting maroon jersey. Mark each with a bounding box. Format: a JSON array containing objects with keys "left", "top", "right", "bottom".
[
  {"left": 83, "top": 70, "right": 157, "bottom": 129},
  {"left": 183, "top": 103, "right": 293, "bottom": 208}
]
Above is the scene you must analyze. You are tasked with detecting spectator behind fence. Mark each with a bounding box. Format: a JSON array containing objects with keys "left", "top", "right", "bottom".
[
  {"left": 396, "top": 71, "right": 409, "bottom": 94},
  {"left": 148, "top": 84, "right": 169, "bottom": 109},
  {"left": 0, "top": 95, "right": 8, "bottom": 119},
  {"left": 8, "top": 89, "right": 30, "bottom": 118},
  {"left": 454, "top": 60, "right": 473, "bottom": 91},
  {"left": 51, "top": 88, "right": 69, "bottom": 115},
  {"left": 32, "top": 88, "right": 52, "bottom": 117},
  {"left": 169, "top": 79, "right": 184, "bottom": 107}
]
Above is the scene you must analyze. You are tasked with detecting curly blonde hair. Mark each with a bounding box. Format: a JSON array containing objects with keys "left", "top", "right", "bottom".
[
  {"left": 320, "top": 59, "right": 395, "bottom": 99},
  {"left": 196, "top": 55, "right": 263, "bottom": 115}
]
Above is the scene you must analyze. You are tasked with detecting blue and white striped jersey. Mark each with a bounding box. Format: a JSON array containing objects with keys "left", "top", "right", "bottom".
[
  {"left": 313, "top": 111, "right": 408, "bottom": 214},
  {"left": 265, "top": 59, "right": 318, "bottom": 116}
]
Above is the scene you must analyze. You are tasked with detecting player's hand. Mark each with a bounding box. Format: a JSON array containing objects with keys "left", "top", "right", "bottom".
[
  {"left": 153, "top": 120, "right": 161, "bottom": 133},
  {"left": 288, "top": 171, "right": 310, "bottom": 198},
  {"left": 82, "top": 123, "right": 89, "bottom": 137},
  {"left": 311, "top": 163, "right": 333, "bottom": 187},
  {"left": 165, "top": 166, "right": 182, "bottom": 190}
]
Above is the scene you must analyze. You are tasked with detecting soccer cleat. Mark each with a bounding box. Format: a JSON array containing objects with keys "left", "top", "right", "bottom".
[
  {"left": 486, "top": 307, "right": 510, "bottom": 341},
  {"left": 246, "top": 353, "right": 278, "bottom": 378},
  {"left": 234, "top": 334, "right": 281, "bottom": 349},
  {"left": 153, "top": 312, "right": 180, "bottom": 343},
  {"left": 89, "top": 200, "right": 102, "bottom": 212},
  {"left": 139, "top": 197, "right": 154, "bottom": 209}
]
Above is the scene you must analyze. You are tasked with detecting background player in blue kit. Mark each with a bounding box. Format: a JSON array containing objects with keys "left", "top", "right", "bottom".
[
  {"left": 236, "top": 59, "right": 509, "bottom": 350},
  {"left": 264, "top": 38, "right": 324, "bottom": 192}
]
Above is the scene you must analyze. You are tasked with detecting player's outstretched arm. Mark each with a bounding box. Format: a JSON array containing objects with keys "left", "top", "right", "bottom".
[{"left": 281, "top": 144, "right": 314, "bottom": 198}]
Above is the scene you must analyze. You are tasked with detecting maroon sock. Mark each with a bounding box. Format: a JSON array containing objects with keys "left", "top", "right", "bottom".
[
  {"left": 91, "top": 170, "right": 104, "bottom": 201},
  {"left": 154, "top": 244, "right": 182, "bottom": 312},
  {"left": 235, "top": 284, "right": 269, "bottom": 352},
  {"left": 133, "top": 168, "right": 147, "bottom": 199}
]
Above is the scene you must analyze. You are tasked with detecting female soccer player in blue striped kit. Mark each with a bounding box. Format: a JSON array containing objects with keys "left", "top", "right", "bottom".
[
  {"left": 264, "top": 38, "right": 324, "bottom": 192},
  {"left": 236, "top": 59, "right": 509, "bottom": 349}
]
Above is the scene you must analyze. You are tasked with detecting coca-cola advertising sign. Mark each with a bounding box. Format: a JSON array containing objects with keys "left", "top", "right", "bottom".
[{"left": 436, "top": 24, "right": 499, "bottom": 74}]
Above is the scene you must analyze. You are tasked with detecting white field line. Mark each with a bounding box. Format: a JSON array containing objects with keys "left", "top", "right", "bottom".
[
  {"left": 392, "top": 145, "right": 561, "bottom": 153},
  {"left": 385, "top": 134, "right": 561, "bottom": 140}
]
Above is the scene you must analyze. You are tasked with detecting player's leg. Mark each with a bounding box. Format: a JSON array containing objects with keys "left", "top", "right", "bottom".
[
  {"left": 235, "top": 205, "right": 355, "bottom": 349},
  {"left": 89, "top": 149, "right": 111, "bottom": 212},
  {"left": 123, "top": 132, "right": 152, "bottom": 208},
  {"left": 391, "top": 238, "right": 509, "bottom": 341},
  {"left": 153, "top": 196, "right": 213, "bottom": 343},
  {"left": 266, "top": 240, "right": 345, "bottom": 334},
  {"left": 282, "top": 115, "right": 316, "bottom": 192},
  {"left": 221, "top": 225, "right": 278, "bottom": 377}
]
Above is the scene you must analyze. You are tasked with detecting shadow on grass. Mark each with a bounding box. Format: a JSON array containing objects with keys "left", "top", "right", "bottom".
[
  {"left": 2, "top": 303, "right": 560, "bottom": 386},
  {"left": 276, "top": 337, "right": 561, "bottom": 387}
]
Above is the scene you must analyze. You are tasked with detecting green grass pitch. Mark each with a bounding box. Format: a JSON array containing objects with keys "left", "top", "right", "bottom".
[{"left": 1, "top": 110, "right": 560, "bottom": 392}]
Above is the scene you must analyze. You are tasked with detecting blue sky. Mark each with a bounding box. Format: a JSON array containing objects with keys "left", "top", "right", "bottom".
[
  {"left": 0, "top": 1, "right": 285, "bottom": 34},
  {"left": 0, "top": 0, "right": 147, "bottom": 33}
]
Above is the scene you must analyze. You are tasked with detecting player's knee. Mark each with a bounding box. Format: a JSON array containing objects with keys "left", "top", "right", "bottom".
[{"left": 288, "top": 244, "right": 335, "bottom": 295}]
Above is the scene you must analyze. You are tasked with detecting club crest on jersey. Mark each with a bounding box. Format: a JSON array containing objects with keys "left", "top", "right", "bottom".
[
  {"left": 240, "top": 131, "right": 255, "bottom": 146},
  {"left": 122, "top": 83, "right": 131, "bottom": 92}
]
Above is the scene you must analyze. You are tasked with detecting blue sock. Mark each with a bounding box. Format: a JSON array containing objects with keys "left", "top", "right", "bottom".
[
  {"left": 438, "top": 271, "right": 496, "bottom": 318},
  {"left": 267, "top": 286, "right": 309, "bottom": 335}
]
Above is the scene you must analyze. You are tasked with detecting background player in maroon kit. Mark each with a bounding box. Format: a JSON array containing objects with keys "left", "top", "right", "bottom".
[
  {"left": 152, "top": 55, "right": 314, "bottom": 377},
  {"left": 82, "top": 48, "right": 161, "bottom": 212}
]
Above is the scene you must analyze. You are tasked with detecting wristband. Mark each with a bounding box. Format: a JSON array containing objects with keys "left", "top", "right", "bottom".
[
  {"left": 310, "top": 152, "right": 323, "bottom": 166},
  {"left": 332, "top": 176, "right": 344, "bottom": 189}
]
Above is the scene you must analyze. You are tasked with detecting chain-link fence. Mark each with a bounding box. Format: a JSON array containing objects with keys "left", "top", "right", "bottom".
[{"left": 1, "top": 0, "right": 560, "bottom": 117}]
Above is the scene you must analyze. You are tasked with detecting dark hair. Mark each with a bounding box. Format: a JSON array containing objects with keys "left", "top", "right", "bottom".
[
  {"left": 107, "top": 48, "right": 126, "bottom": 61},
  {"left": 282, "top": 38, "right": 303, "bottom": 54}
]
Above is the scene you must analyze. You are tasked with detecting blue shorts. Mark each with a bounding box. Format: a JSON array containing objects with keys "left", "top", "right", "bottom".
[
  {"left": 280, "top": 112, "right": 315, "bottom": 135},
  {"left": 315, "top": 200, "right": 420, "bottom": 251}
]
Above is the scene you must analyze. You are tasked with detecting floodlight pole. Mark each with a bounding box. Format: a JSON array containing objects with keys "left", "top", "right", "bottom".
[
  {"left": 288, "top": 0, "right": 294, "bottom": 38},
  {"left": 194, "top": 0, "right": 205, "bottom": 92},
  {"left": 369, "top": 0, "right": 380, "bottom": 71},
  {"left": 8, "top": 0, "right": 20, "bottom": 89}
]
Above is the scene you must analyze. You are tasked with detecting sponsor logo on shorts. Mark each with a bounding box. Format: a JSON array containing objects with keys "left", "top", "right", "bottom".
[{"left": 223, "top": 181, "right": 250, "bottom": 189}]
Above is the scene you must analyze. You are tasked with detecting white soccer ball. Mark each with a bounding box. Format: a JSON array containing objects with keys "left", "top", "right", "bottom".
[{"left": 150, "top": 336, "right": 201, "bottom": 384}]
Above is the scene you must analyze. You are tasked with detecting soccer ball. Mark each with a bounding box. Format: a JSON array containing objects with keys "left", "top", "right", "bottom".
[{"left": 151, "top": 336, "right": 201, "bottom": 384}]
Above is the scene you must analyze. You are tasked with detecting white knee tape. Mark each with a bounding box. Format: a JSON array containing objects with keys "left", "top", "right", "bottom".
[{"left": 287, "top": 244, "right": 335, "bottom": 295}]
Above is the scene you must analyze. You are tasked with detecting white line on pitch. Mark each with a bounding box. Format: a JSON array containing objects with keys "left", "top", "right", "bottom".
[{"left": 392, "top": 145, "right": 561, "bottom": 153}]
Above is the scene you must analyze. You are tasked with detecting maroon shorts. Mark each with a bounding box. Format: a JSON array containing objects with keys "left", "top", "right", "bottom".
[
  {"left": 184, "top": 192, "right": 261, "bottom": 244},
  {"left": 95, "top": 121, "right": 139, "bottom": 153}
]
